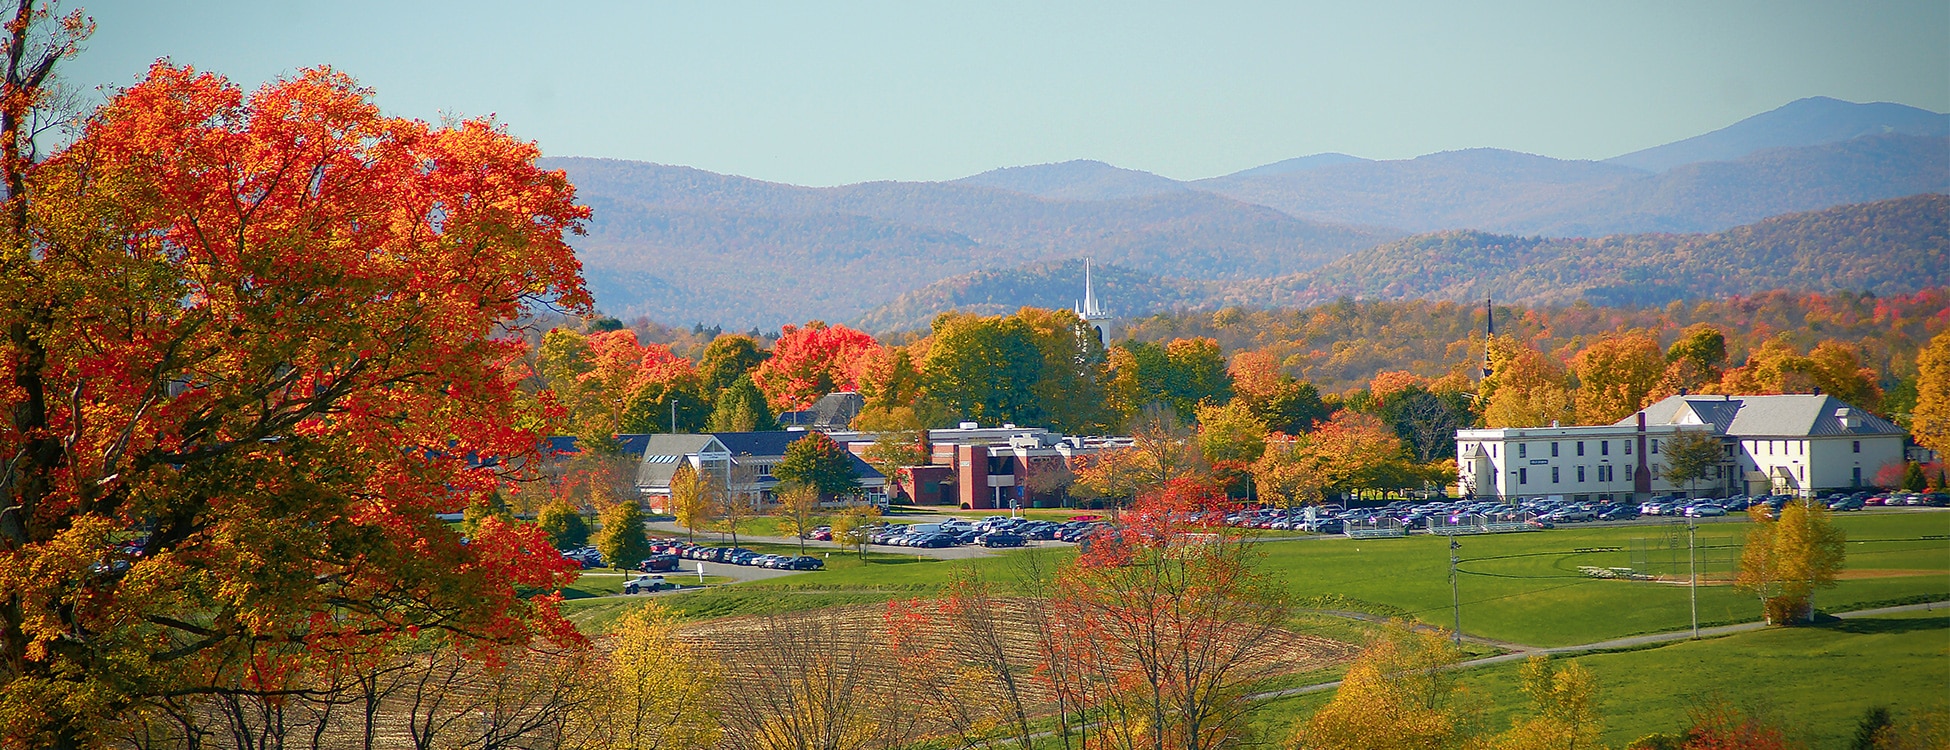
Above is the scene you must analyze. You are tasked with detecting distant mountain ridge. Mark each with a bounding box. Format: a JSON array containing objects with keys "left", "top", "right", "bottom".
[
  {"left": 1606, "top": 96, "right": 1950, "bottom": 172},
  {"left": 548, "top": 157, "right": 1398, "bottom": 329},
  {"left": 953, "top": 159, "right": 1187, "bottom": 201},
  {"left": 551, "top": 96, "right": 1947, "bottom": 328},
  {"left": 853, "top": 195, "right": 1950, "bottom": 331}
]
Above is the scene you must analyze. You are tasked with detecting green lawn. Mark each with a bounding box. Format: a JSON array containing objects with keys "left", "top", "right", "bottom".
[
  {"left": 1254, "top": 510, "right": 1950, "bottom": 646},
  {"left": 1250, "top": 608, "right": 1950, "bottom": 748},
  {"left": 580, "top": 510, "right": 1950, "bottom": 646}
]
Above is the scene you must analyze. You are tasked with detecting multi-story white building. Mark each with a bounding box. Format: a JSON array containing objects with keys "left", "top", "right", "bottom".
[{"left": 1457, "top": 394, "right": 1906, "bottom": 501}]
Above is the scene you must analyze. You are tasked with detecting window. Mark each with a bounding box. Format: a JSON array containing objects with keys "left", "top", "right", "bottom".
[
  {"left": 1518, "top": 443, "right": 1528, "bottom": 459},
  {"left": 1852, "top": 440, "right": 1861, "bottom": 453},
  {"left": 1625, "top": 441, "right": 1633, "bottom": 455},
  {"left": 1601, "top": 440, "right": 1609, "bottom": 456},
  {"left": 1552, "top": 467, "right": 1560, "bottom": 483},
  {"left": 1577, "top": 441, "right": 1585, "bottom": 456},
  {"left": 1490, "top": 444, "right": 1497, "bottom": 458},
  {"left": 1551, "top": 442, "right": 1560, "bottom": 457},
  {"left": 1651, "top": 439, "right": 1661, "bottom": 454},
  {"left": 1519, "top": 468, "right": 1528, "bottom": 484},
  {"left": 1577, "top": 465, "right": 1586, "bottom": 482}
]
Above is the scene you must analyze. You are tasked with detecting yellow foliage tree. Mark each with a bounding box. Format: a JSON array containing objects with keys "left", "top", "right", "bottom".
[
  {"left": 576, "top": 602, "right": 723, "bottom": 750},
  {"left": 1253, "top": 437, "right": 1325, "bottom": 509},
  {"left": 830, "top": 505, "right": 880, "bottom": 559},
  {"left": 668, "top": 463, "right": 715, "bottom": 542},
  {"left": 1736, "top": 501, "right": 1846, "bottom": 624},
  {"left": 1481, "top": 337, "right": 1575, "bottom": 428},
  {"left": 774, "top": 482, "right": 825, "bottom": 556},
  {"left": 1911, "top": 331, "right": 1950, "bottom": 460},
  {"left": 1289, "top": 622, "right": 1479, "bottom": 750},
  {"left": 1483, "top": 655, "right": 1605, "bottom": 750}
]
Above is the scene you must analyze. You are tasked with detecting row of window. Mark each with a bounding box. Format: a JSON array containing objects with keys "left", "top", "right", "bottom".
[
  {"left": 1515, "top": 463, "right": 1648, "bottom": 485},
  {"left": 1512, "top": 439, "right": 1649, "bottom": 460}
]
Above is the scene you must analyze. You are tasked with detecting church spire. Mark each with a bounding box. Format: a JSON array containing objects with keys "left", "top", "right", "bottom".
[{"left": 1481, "top": 296, "right": 1495, "bottom": 379}]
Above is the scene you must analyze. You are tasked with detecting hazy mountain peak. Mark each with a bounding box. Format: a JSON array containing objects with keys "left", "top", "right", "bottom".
[
  {"left": 1606, "top": 96, "right": 1949, "bottom": 173},
  {"left": 953, "top": 159, "right": 1188, "bottom": 201},
  {"left": 1222, "top": 152, "right": 1371, "bottom": 179}
]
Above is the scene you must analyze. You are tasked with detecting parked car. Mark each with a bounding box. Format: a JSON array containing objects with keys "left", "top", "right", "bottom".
[
  {"left": 789, "top": 556, "right": 825, "bottom": 570},
  {"left": 638, "top": 554, "right": 680, "bottom": 572},
  {"left": 622, "top": 575, "right": 673, "bottom": 595}
]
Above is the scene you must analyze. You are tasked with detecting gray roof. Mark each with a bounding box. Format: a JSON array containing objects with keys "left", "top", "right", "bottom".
[
  {"left": 635, "top": 434, "right": 726, "bottom": 489},
  {"left": 1626, "top": 395, "right": 1904, "bottom": 438}
]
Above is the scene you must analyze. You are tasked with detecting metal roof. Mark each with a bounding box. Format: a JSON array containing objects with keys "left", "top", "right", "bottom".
[{"left": 1626, "top": 394, "right": 1904, "bottom": 438}]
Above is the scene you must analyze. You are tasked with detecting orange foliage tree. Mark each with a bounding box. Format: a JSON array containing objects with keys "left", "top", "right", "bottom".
[
  {"left": 1, "top": 58, "right": 587, "bottom": 740},
  {"left": 1572, "top": 330, "right": 1665, "bottom": 424},
  {"left": 1050, "top": 479, "right": 1289, "bottom": 750},
  {"left": 1481, "top": 336, "right": 1575, "bottom": 428},
  {"left": 751, "top": 321, "right": 880, "bottom": 412}
]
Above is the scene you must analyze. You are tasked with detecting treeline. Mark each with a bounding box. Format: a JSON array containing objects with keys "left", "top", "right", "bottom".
[{"left": 531, "top": 290, "right": 1942, "bottom": 469}]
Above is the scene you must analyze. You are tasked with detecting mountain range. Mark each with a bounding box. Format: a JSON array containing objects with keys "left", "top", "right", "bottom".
[
  {"left": 857, "top": 194, "right": 1950, "bottom": 330},
  {"left": 546, "top": 96, "right": 1949, "bottom": 330}
]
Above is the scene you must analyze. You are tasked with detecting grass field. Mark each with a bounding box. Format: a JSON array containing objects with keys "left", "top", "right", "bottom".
[
  {"left": 566, "top": 509, "right": 1949, "bottom": 646},
  {"left": 1249, "top": 608, "right": 1950, "bottom": 747},
  {"left": 1254, "top": 510, "right": 1950, "bottom": 646}
]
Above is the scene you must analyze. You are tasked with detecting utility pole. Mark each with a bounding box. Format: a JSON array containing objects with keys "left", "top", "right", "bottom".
[
  {"left": 1449, "top": 537, "right": 1462, "bottom": 645},
  {"left": 670, "top": 399, "right": 677, "bottom": 433},
  {"left": 1688, "top": 521, "right": 1699, "bottom": 639}
]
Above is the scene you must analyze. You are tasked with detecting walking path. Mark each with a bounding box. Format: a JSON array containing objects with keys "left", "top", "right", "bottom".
[{"left": 1246, "top": 599, "right": 1950, "bottom": 701}]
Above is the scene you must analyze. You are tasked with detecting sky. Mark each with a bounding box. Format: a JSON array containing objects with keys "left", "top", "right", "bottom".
[{"left": 68, "top": 1, "right": 1950, "bottom": 186}]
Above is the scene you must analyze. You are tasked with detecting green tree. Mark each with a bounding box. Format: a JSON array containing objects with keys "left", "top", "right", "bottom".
[
  {"left": 1017, "top": 307, "right": 1118, "bottom": 434},
  {"left": 595, "top": 500, "right": 653, "bottom": 570},
  {"left": 537, "top": 499, "right": 591, "bottom": 548},
  {"left": 618, "top": 377, "right": 710, "bottom": 434},
  {"left": 1108, "top": 338, "right": 1234, "bottom": 426},
  {"left": 863, "top": 430, "right": 927, "bottom": 503},
  {"left": 461, "top": 492, "right": 513, "bottom": 537},
  {"left": 1902, "top": 461, "right": 1928, "bottom": 492},
  {"left": 708, "top": 373, "right": 777, "bottom": 432},
  {"left": 774, "top": 431, "right": 861, "bottom": 499},
  {"left": 921, "top": 312, "right": 1046, "bottom": 427},
  {"left": 1661, "top": 431, "right": 1724, "bottom": 496},
  {"left": 697, "top": 334, "right": 770, "bottom": 395}
]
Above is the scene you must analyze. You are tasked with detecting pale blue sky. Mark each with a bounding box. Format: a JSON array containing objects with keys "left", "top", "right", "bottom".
[{"left": 71, "top": 1, "right": 1949, "bottom": 186}]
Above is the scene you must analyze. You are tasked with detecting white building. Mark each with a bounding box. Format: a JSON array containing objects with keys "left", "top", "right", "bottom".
[{"left": 1457, "top": 394, "right": 1906, "bottom": 501}]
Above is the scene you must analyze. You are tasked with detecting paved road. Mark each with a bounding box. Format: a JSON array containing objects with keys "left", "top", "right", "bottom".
[{"left": 1247, "top": 599, "right": 1950, "bottom": 701}]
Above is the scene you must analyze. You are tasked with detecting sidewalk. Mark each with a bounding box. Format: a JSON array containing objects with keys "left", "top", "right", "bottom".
[{"left": 1247, "top": 599, "right": 1950, "bottom": 701}]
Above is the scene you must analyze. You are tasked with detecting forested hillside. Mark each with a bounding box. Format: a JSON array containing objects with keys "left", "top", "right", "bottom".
[
  {"left": 858, "top": 195, "right": 1949, "bottom": 330},
  {"left": 853, "top": 259, "right": 1213, "bottom": 333},
  {"left": 1254, "top": 193, "right": 1949, "bottom": 309}
]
